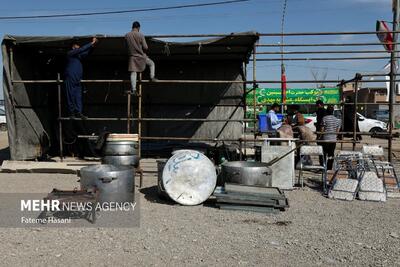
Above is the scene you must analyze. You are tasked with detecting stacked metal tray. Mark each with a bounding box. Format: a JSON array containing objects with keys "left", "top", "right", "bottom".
[{"left": 214, "top": 183, "right": 289, "bottom": 213}]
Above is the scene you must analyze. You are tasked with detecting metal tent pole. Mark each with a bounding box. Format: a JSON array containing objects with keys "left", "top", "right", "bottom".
[
  {"left": 9, "top": 46, "right": 16, "bottom": 108},
  {"left": 13, "top": 79, "right": 400, "bottom": 84},
  {"left": 138, "top": 73, "right": 142, "bottom": 159},
  {"left": 252, "top": 43, "right": 257, "bottom": 149},
  {"left": 57, "top": 73, "right": 63, "bottom": 161},
  {"left": 389, "top": 0, "right": 399, "bottom": 162},
  {"left": 243, "top": 62, "right": 247, "bottom": 159},
  {"left": 339, "top": 82, "right": 345, "bottom": 150},
  {"left": 9, "top": 47, "right": 13, "bottom": 83},
  {"left": 352, "top": 74, "right": 361, "bottom": 151},
  {"left": 127, "top": 91, "right": 131, "bottom": 134}
]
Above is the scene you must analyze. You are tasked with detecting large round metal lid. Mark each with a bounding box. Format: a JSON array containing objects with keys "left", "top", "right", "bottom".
[{"left": 162, "top": 150, "right": 217, "bottom": 205}]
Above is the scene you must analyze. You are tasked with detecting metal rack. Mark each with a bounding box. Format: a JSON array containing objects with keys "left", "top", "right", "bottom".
[{"left": 9, "top": 30, "right": 400, "bottom": 162}]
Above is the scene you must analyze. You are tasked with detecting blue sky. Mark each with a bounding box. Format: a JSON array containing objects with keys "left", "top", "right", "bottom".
[{"left": 0, "top": 0, "right": 394, "bottom": 98}]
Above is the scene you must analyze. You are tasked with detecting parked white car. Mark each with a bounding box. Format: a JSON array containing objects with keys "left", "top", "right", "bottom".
[
  {"left": 0, "top": 106, "right": 7, "bottom": 131},
  {"left": 305, "top": 110, "right": 387, "bottom": 134}
]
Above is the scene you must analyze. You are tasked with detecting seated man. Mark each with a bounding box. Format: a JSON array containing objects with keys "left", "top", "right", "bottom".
[
  {"left": 291, "top": 105, "right": 305, "bottom": 127},
  {"left": 266, "top": 103, "right": 282, "bottom": 137}
]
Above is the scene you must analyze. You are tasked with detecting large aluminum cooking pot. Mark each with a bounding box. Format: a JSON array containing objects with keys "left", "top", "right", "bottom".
[
  {"left": 102, "top": 141, "right": 139, "bottom": 156},
  {"left": 80, "top": 165, "right": 135, "bottom": 203},
  {"left": 102, "top": 155, "right": 140, "bottom": 168},
  {"left": 221, "top": 161, "right": 272, "bottom": 186}
]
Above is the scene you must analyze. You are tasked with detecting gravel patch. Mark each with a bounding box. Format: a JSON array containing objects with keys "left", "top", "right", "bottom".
[{"left": 0, "top": 172, "right": 399, "bottom": 266}]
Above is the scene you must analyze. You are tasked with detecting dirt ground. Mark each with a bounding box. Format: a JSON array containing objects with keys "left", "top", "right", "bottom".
[{"left": 0, "top": 132, "right": 399, "bottom": 266}]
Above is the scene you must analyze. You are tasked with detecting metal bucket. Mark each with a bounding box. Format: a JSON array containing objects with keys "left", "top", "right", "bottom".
[
  {"left": 162, "top": 150, "right": 217, "bottom": 205},
  {"left": 221, "top": 161, "right": 272, "bottom": 187},
  {"left": 80, "top": 165, "right": 135, "bottom": 204},
  {"left": 102, "top": 155, "right": 140, "bottom": 168}
]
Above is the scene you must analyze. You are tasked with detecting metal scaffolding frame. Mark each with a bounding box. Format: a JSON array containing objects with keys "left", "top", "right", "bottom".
[{"left": 8, "top": 29, "right": 400, "bottom": 162}]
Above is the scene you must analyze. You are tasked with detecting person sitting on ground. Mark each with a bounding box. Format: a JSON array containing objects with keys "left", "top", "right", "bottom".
[
  {"left": 125, "top": 21, "right": 157, "bottom": 94},
  {"left": 321, "top": 105, "right": 341, "bottom": 170},
  {"left": 266, "top": 103, "right": 282, "bottom": 137}
]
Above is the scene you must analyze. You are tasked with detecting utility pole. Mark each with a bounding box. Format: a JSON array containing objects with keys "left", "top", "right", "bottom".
[
  {"left": 280, "top": 0, "right": 288, "bottom": 113},
  {"left": 388, "top": 0, "right": 399, "bottom": 162}
]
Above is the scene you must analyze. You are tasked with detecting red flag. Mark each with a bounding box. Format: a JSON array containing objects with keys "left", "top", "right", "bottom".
[
  {"left": 281, "top": 63, "right": 287, "bottom": 104},
  {"left": 376, "top": 20, "right": 394, "bottom": 52}
]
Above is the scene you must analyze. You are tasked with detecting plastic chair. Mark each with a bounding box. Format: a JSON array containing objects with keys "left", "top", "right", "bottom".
[
  {"left": 362, "top": 145, "right": 396, "bottom": 174},
  {"left": 298, "top": 145, "right": 327, "bottom": 191},
  {"left": 362, "top": 145, "right": 399, "bottom": 194}
]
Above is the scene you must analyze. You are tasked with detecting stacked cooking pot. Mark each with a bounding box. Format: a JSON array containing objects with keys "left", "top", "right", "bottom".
[
  {"left": 101, "top": 134, "right": 140, "bottom": 168},
  {"left": 80, "top": 165, "right": 135, "bottom": 204},
  {"left": 79, "top": 134, "right": 138, "bottom": 204}
]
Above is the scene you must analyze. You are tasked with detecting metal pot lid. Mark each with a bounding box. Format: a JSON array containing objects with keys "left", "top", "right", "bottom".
[
  {"left": 222, "top": 161, "right": 270, "bottom": 168},
  {"left": 162, "top": 150, "right": 217, "bottom": 206}
]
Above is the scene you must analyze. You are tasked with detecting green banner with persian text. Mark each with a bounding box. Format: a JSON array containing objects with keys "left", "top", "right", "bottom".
[{"left": 246, "top": 87, "right": 340, "bottom": 105}]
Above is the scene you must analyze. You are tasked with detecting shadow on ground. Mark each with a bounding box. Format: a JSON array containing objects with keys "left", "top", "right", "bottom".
[
  {"left": 0, "top": 146, "right": 10, "bottom": 165},
  {"left": 139, "top": 185, "right": 176, "bottom": 206}
]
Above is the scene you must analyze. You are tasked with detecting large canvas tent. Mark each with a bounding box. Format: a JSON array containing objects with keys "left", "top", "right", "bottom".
[{"left": 2, "top": 32, "right": 259, "bottom": 160}]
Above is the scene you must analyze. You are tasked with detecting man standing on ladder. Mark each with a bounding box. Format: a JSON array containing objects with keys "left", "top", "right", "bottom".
[
  {"left": 125, "top": 21, "right": 157, "bottom": 94},
  {"left": 64, "top": 37, "right": 98, "bottom": 119}
]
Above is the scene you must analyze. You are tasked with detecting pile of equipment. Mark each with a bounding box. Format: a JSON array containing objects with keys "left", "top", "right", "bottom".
[{"left": 78, "top": 133, "right": 139, "bottom": 204}]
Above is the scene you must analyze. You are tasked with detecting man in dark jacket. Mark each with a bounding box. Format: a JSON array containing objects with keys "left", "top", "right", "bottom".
[
  {"left": 343, "top": 96, "right": 362, "bottom": 140},
  {"left": 64, "top": 37, "right": 98, "bottom": 119}
]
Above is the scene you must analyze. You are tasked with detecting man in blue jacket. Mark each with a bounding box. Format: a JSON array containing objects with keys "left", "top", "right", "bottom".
[
  {"left": 266, "top": 103, "right": 282, "bottom": 134},
  {"left": 64, "top": 37, "right": 98, "bottom": 119}
]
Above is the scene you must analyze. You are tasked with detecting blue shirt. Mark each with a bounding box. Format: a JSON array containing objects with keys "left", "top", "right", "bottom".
[
  {"left": 64, "top": 43, "right": 93, "bottom": 83},
  {"left": 266, "top": 110, "right": 282, "bottom": 131}
]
